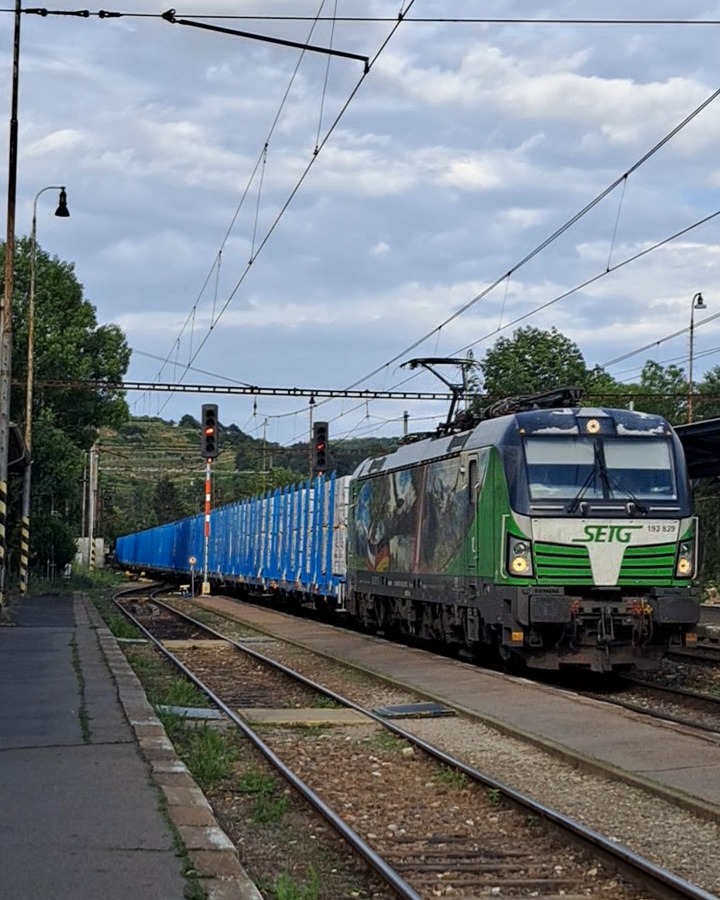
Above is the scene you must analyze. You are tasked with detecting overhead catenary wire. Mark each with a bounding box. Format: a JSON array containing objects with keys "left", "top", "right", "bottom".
[
  {"left": 336, "top": 83, "right": 720, "bottom": 394},
  {"left": 141, "top": 0, "right": 336, "bottom": 410},
  {"left": 148, "top": 0, "right": 403, "bottom": 416},
  {"left": 255, "top": 206, "right": 720, "bottom": 442},
  {"left": 154, "top": 6, "right": 720, "bottom": 442},
  {"left": 154, "top": 1, "right": 417, "bottom": 408},
  {"left": 11, "top": 8, "right": 720, "bottom": 25}
]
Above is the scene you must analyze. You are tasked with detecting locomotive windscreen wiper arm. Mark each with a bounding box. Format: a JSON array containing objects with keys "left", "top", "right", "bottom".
[
  {"left": 603, "top": 469, "right": 649, "bottom": 515},
  {"left": 565, "top": 460, "right": 603, "bottom": 514}
]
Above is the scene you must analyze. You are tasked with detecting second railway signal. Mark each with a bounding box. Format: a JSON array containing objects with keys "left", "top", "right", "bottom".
[
  {"left": 201, "top": 404, "right": 219, "bottom": 459},
  {"left": 312, "top": 421, "right": 328, "bottom": 475}
]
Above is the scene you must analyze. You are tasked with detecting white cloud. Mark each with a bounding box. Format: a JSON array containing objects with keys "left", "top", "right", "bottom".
[{"left": 1, "top": 1, "right": 719, "bottom": 440}]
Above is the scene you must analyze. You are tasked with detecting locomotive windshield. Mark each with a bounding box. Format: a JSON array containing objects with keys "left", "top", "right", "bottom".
[{"left": 524, "top": 436, "right": 677, "bottom": 501}]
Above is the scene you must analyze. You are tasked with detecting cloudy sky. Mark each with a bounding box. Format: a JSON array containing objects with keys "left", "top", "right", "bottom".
[{"left": 1, "top": 0, "right": 719, "bottom": 448}]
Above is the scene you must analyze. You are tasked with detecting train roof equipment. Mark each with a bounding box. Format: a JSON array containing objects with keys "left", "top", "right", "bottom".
[{"left": 400, "top": 355, "right": 585, "bottom": 441}]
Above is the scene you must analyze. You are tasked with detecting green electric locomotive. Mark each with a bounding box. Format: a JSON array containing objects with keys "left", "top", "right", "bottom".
[{"left": 346, "top": 389, "right": 699, "bottom": 672}]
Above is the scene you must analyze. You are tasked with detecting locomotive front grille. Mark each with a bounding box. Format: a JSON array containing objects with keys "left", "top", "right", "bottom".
[
  {"left": 533, "top": 541, "right": 592, "bottom": 584},
  {"left": 533, "top": 540, "right": 679, "bottom": 586},
  {"left": 618, "top": 543, "right": 677, "bottom": 586}
]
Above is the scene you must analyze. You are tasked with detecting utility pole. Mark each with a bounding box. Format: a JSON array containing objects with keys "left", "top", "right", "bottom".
[
  {"left": 19, "top": 186, "right": 70, "bottom": 594},
  {"left": 688, "top": 292, "right": 707, "bottom": 424},
  {"left": 261, "top": 417, "right": 268, "bottom": 493},
  {"left": 0, "top": 1, "right": 22, "bottom": 612},
  {"left": 87, "top": 442, "right": 98, "bottom": 569}
]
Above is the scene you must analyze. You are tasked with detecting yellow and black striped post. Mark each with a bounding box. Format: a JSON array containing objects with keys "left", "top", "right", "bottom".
[
  {"left": 0, "top": 478, "right": 7, "bottom": 613},
  {"left": 18, "top": 505, "right": 28, "bottom": 594}
]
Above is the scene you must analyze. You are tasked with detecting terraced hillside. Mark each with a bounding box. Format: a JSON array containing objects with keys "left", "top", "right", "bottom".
[{"left": 97, "top": 415, "right": 395, "bottom": 545}]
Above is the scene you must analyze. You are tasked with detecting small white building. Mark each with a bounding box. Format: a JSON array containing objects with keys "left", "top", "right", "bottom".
[{"left": 75, "top": 537, "right": 105, "bottom": 568}]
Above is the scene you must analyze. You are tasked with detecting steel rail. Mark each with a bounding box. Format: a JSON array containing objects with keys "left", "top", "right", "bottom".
[
  {"left": 140, "top": 594, "right": 716, "bottom": 900},
  {"left": 112, "top": 589, "right": 423, "bottom": 900}
]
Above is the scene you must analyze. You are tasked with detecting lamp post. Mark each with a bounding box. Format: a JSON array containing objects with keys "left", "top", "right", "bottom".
[
  {"left": 688, "top": 291, "right": 707, "bottom": 424},
  {"left": 18, "top": 186, "right": 70, "bottom": 594}
]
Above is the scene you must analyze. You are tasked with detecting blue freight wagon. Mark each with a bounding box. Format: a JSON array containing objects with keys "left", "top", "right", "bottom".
[{"left": 115, "top": 473, "right": 349, "bottom": 606}]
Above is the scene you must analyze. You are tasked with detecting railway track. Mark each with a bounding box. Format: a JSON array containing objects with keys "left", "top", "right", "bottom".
[
  {"left": 699, "top": 604, "right": 720, "bottom": 627},
  {"left": 114, "top": 585, "right": 715, "bottom": 900},
  {"left": 581, "top": 676, "right": 720, "bottom": 736}
]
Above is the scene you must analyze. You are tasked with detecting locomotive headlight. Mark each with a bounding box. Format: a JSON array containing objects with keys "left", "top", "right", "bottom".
[
  {"left": 675, "top": 542, "right": 694, "bottom": 578},
  {"left": 507, "top": 536, "right": 533, "bottom": 577}
]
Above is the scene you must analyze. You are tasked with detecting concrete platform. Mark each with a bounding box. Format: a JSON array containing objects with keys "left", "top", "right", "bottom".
[
  {"left": 0, "top": 592, "right": 261, "bottom": 900},
  {"left": 199, "top": 596, "right": 720, "bottom": 820}
]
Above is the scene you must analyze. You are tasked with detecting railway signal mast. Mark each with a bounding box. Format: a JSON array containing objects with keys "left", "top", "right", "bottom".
[{"left": 200, "top": 404, "right": 219, "bottom": 595}]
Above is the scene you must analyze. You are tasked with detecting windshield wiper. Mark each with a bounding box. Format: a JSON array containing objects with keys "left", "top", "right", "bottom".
[
  {"left": 566, "top": 461, "right": 602, "bottom": 514},
  {"left": 604, "top": 469, "right": 649, "bottom": 515}
]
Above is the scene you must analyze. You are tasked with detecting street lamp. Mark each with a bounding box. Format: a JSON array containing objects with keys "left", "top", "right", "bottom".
[
  {"left": 688, "top": 291, "right": 707, "bottom": 424},
  {"left": 18, "top": 186, "right": 70, "bottom": 594}
]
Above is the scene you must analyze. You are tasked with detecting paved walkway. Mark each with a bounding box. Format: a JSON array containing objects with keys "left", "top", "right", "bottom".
[{"left": 0, "top": 592, "right": 260, "bottom": 900}]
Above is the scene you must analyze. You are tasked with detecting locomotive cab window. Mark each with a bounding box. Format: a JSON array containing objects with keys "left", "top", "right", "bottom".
[
  {"left": 524, "top": 436, "right": 677, "bottom": 502},
  {"left": 603, "top": 438, "right": 676, "bottom": 500},
  {"left": 525, "top": 437, "right": 600, "bottom": 500}
]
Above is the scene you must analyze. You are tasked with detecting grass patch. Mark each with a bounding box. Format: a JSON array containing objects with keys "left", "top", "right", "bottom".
[
  {"left": 237, "top": 770, "right": 277, "bottom": 794},
  {"left": 68, "top": 568, "right": 127, "bottom": 592},
  {"left": 163, "top": 679, "right": 208, "bottom": 708},
  {"left": 90, "top": 593, "right": 142, "bottom": 639},
  {"left": 238, "top": 769, "right": 290, "bottom": 824},
  {"left": 125, "top": 648, "right": 207, "bottom": 709},
  {"left": 434, "top": 764, "right": 468, "bottom": 789},
  {"left": 370, "top": 729, "right": 407, "bottom": 752},
  {"left": 487, "top": 787, "right": 503, "bottom": 806},
  {"left": 274, "top": 868, "right": 321, "bottom": 900},
  {"left": 175, "top": 724, "right": 238, "bottom": 790},
  {"left": 125, "top": 649, "right": 170, "bottom": 681},
  {"left": 312, "top": 695, "right": 341, "bottom": 709}
]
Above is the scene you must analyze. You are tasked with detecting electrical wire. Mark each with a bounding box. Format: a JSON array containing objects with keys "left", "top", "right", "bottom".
[
  {"left": 157, "top": 2, "right": 417, "bottom": 403},
  {"left": 337, "top": 83, "right": 720, "bottom": 393}
]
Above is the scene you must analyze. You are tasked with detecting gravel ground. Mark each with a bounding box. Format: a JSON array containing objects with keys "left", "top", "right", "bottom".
[
  {"left": 248, "top": 639, "right": 720, "bottom": 896},
  {"left": 168, "top": 598, "right": 720, "bottom": 894},
  {"left": 642, "top": 656, "right": 720, "bottom": 695}
]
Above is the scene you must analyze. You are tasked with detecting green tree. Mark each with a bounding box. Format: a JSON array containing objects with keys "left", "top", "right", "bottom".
[
  {"left": 153, "top": 475, "right": 184, "bottom": 525},
  {"left": 695, "top": 482, "right": 720, "bottom": 590},
  {"left": 479, "top": 326, "right": 596, "bottom": 400},
  {"left": 694, "top": 366, "right": 720, "bottom": 423},
  {"left": 632, "top": 360, "right": 686, "bottom": 425},
  {"left": 1, "top": 238, "right": 131, "bottom": 571},
  {"left": 11, "top": 237, "right": 130, "bottom": 445}
]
